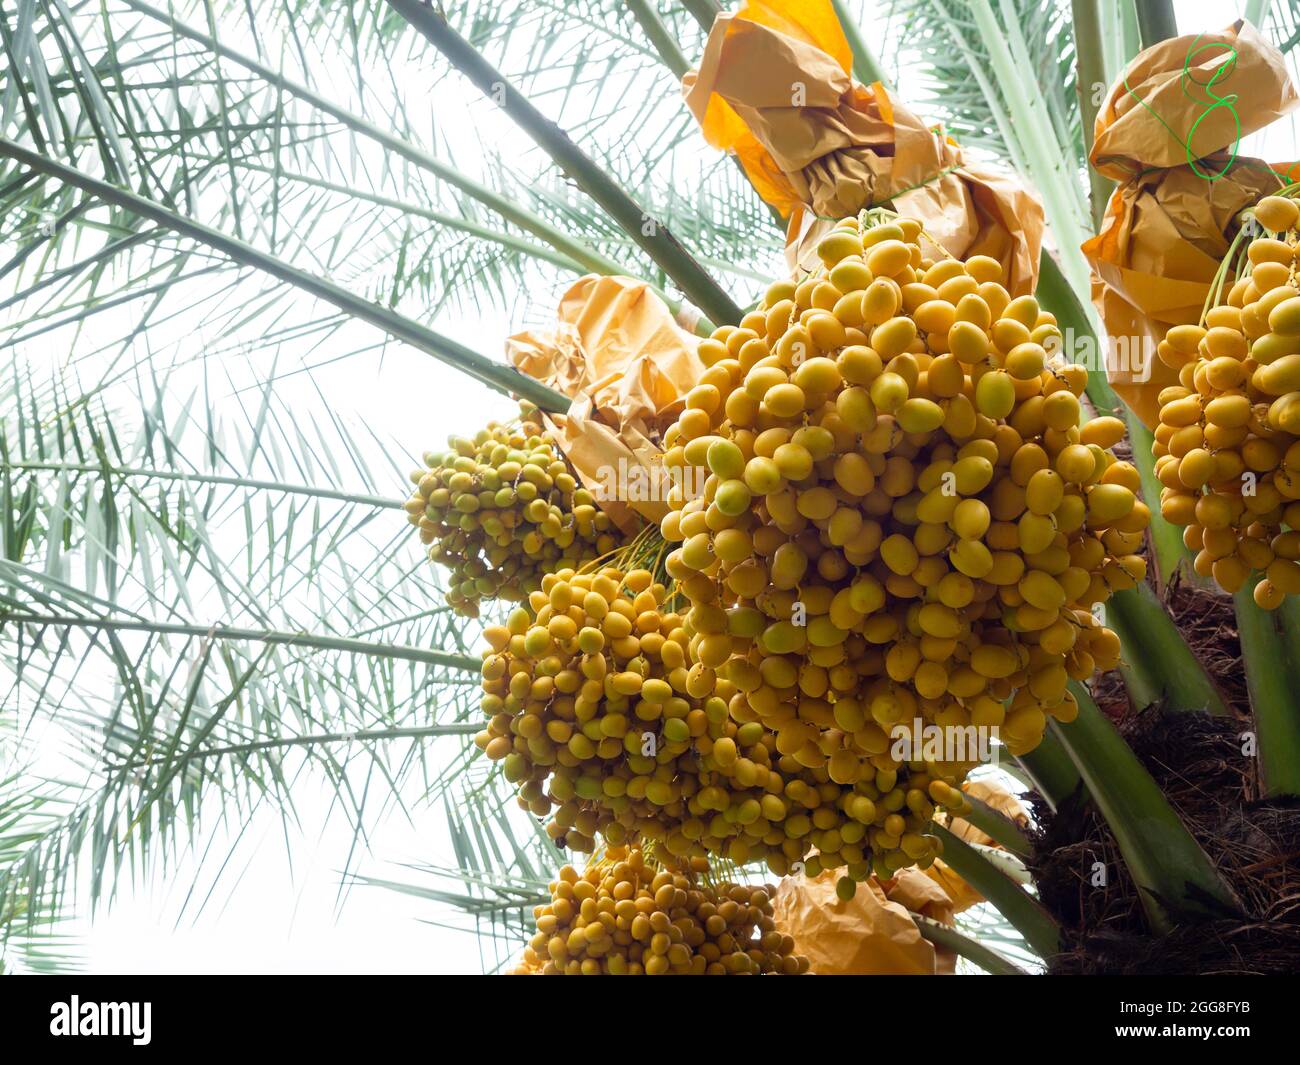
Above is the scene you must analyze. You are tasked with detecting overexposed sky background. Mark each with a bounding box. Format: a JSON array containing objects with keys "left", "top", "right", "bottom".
[{"left": 6, "top": 0, "right": 1298, "bottom": 975}]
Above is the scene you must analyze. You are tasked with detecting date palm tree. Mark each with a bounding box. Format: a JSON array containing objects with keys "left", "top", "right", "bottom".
[{"left": 1, "top": 0, "right": 1297, "bottom": 974}]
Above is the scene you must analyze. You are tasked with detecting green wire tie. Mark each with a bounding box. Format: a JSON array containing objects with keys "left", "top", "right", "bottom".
[{"left": 1120, "top": 34, "right": 1241, "bottom": 183}]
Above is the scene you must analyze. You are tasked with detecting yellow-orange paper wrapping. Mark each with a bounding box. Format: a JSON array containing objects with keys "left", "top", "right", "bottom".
[
  {"left": 682, "top": 0, "right": 1043, "bottom": 295},
  {"left": 772, "top": 868, "right": 957, "bottom": 975},
  {"left": 507, "top": 275, "right": 704, "bottom": 533},
  {"left": 1082, "top": 20, "right": 1298, "bottom": 428}
]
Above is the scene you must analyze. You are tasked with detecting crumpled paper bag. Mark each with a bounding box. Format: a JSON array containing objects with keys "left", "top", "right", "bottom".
[
  {"left": 507, "top": 274, "right": 705, "bottom": 532},
  {"left": 1082, "top": 20, "right": 1299, "bottom": 427},
  {"left": 883, "top": 866, "right": 958, "bottom": 974},
  {"left": 682, "top": 0, "right": 1043, "bottom": 294},
  {"left": 924, "top": 777, "right": 1031, "bottom": 914},
  {"left": 772, "top": 869, "right": 956, "bottom": 975},
  {"left": 1091, "top": 20, "right": 1297, "bottom": 181}
]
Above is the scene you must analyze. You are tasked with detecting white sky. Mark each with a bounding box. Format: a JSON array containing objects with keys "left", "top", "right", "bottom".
[{"left": 9, "top": 0, "right": 1299, "bottom": 975}]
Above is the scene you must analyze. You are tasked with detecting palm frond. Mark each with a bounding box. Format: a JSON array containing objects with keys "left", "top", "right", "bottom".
[
  {"left": 872, "top": 0, "right": 1092, "bottom": 290},
  {"left": 353, "top": 776, "right": 563, "bottom": 973},
  {"left": 0, "top": 339, "right": 501, "bottom": 949}
]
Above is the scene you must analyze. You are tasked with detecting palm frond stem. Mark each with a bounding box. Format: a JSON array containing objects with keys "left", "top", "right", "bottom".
[
  {"left": 1054, "top": 682, "right": 1240, "bottom": 931},
  {"left": 957, "top": 793, "right": 1033, "bottom": 858},
  {"left": 0, "top": 138, "right": 570, "bottom": 411},
  {"left": 831, "top": 0, "right": 892, "bottom": 85},
  {"left": 1071, "top": 0, "right": 1115, "bottom": 227},
  {"left": 680, "top": 0, "right": 722, "bottom": 31},
  {"left": 1235, "top": 580, "right": 1300, "bottom": 797},
  {"left": 385, "top": 0, "right": 742, "bottom": 327},
  {"left": 1106, "top": 582, "right": 1230, "bottom": 715},
  {"left": 1014, "top": 729, "right": 1082, "bottom": 812},
  {"left": 1136, "top": 0, "right": 1179, "bottom": 49},
  {"left": 114, "top": 724, "right": 482, "bottom": 770},
  {"left": 116, "top": 0, "right": 630, "bottom": 280},
  {"left": 912, "top": 914, "right": 1030, "bottom": 974},
  {"left": 0, "top": 611, "right": 481, "bottom": 671},
  {"left": 0, "top": 460, "right": 403, "bottom": 509},
  {"left": 930, "top": 823, "right": 1061, "bottom": 958}
]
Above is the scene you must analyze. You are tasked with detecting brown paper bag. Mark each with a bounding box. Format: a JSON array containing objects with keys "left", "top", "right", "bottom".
[
  {"left": 1083, "top": 155, "right": 1295, "bottom": 426},
  {"left": 683, "top": 0, "right": 1043, "bottom": 294},
  {"left": 507, "top": 275, "right": 706, "bottom": 532},
  {"left": 882, "top": 867, "right": 958, "bottom": 974},
  {"left": 772, "top": 871, "right": 941, "bottom": 974},
  {"left": 923, "top": 859, "right": 985, "bottom": 918},
  {"left": 1082, "top": 20, "right": 1299, "bottom": 427},
  {"left": 1091, "top": 21, "right": 1297, "bottom": 181}
]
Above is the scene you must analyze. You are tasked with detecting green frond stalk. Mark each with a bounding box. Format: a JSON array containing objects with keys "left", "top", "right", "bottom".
[
  {"left": 930, "top": 824, "right": 1061, "bottom": 959},
  {"left": 958, "top": 794, "right": 1033, "bottom": 859},
  {"left": 0, "top": 460, "right": 403, "bottom": 509},
  {"left": 1054, "top": 682, "right": 1240, "bottom": 932},
  {"left": 831, "top": 0, "right": 892, "bottom": 85},
  {"left": 1014, "top": 729, "right": 1082, "bottom": 812},
  {"left": 1281, "top": 593, "right": 1300, "bottom": 679},
  {"left": 0, "top": 611, "right": 481, "bottom": 671},
  {"left": 625, "top": 0, "right": 691, "bottom": 77},
  {"left": 1103, "top": 606, "right": 1163, "bottom": 711},
  {"left": 1036, "top": 266, "right": 1201, "bottom": 685},
  {"left": 117, "top": 724, "right": 482, "bottom": 770},
  {"left": 1246, "top": 0, "right": 1274, "bottom": 29},
  {"left": 1235, "top": 581, "right": 1300, "bottom": 797},
  {"left": 386, "top": 0, "right": 742, "bottom": 328},
  {"left": 965, "top": 0, "right": 1090, "bottom": 292},
  {"left": 224, "top": 163, "right": 587, "bottom": 274},
  {"left": 1123, "top": 415, "right": 1195, "bottom": 586},
  {"left": 625, "top": 0, "right": 784, "bottom": 230},
  {"left": 1136, "top": 0, "right": 1179, "bottom": 49},
  {"left": 0, "top": 139, "right": 570, "bottom": 412},
  {"left": 1035, "top": 252, "right": 1119, "bottom": 417},
  {"left": 681, "top": 0, "right": 723, "bottom": 31},
  {"left": 1098, "top": 0, "right": 1143, "bottom": 82},
  {"left": 1071, "top": 0, "right": 1114, "bottom": 229},
  {"left": 912, "top": 914, "right": 1030, "bottom": 975},
  {"left": 1106, "top": 582, "right": 1230, "bottom": 715}
]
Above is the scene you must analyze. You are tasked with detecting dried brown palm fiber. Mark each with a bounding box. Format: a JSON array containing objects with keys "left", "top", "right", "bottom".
[{"left": 1027, "top": 703, "right": 1300, "bottom": 973}]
